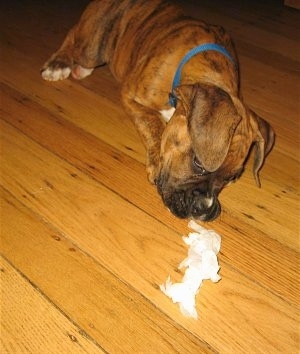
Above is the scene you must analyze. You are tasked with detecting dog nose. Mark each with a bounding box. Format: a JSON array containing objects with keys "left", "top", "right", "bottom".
[
  {"left": 190, "top": 190, "right": 220, "bottom": 221},
  {"left": 188, "top": 189, "right": 220, "bottom": 220}
]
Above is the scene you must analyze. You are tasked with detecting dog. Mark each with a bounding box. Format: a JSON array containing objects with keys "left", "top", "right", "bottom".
[{"left": 41, "top": 0, "right": 274, "bottom": 221}]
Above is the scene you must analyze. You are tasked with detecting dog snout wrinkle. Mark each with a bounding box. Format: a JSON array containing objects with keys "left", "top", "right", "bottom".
[
  {"left": 157, "top": 173, "right": 169, "bottom": 196},
  {"left": 170, "top": 189, "right": 190, "bottom": 219}
]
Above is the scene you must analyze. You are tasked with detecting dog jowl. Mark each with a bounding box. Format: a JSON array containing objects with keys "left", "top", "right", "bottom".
[{"left": 41, "top": 0, "right": 274, "bottom": 221}]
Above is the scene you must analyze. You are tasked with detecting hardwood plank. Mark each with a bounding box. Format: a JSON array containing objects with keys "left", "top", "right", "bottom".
[
  {"left": 181, "top": 0, "right": 300, "bottom": 45},
  {"left": 1, "top": 119, "right": 298, "bottom": 352},
  {"left": 1, "top": 84, "right": 299, "bottom": 306},
  {"left": 0, "top": 257, "right": 105, "bottom": 354},
  {"left": 0, "top": 189, "right": 213, "bottom": 354}
]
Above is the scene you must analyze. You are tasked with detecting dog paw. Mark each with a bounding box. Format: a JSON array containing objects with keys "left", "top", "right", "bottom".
[
  {"left": 41, "top": 54, "right": 72, "bottom": 81},
  {"left": 41, "top": 61, "right": 94, "bottom": 81},
  {"left": 147, "top": 170, "right": 157, "bottom": 185},
  {"left": 41, "top": 51, "right": 75, "bottom": 81},
  {"left": 146, "top": 150, "right": 160, "bottom": 185},
  {"left": 41, "top": 66, "right": 72, "bottom": 81},
  {"left": 146, "top": 163, "right": 159, "bottom": 185}
]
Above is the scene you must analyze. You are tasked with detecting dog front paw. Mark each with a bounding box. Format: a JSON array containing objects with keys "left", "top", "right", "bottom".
[
  {"left": 146, "top": 165, "right": 158, "bottom": 185},
  {"left": 146, "top": 156, "right": 159, "bottom": 185}
]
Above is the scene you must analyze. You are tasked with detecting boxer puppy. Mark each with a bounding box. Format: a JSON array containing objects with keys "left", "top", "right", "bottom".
[{"left": 41, "top": 0, "right": 274, "bottom": 221}]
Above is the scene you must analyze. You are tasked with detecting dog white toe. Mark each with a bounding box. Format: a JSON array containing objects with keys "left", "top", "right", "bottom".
[{"left": 41, "top": 67, "right": 71, "bottom": 81}]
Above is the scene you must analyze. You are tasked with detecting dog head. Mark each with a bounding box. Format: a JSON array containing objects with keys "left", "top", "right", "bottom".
[{"left": 157, "top": 84, "right": 274, "bottom": 221}]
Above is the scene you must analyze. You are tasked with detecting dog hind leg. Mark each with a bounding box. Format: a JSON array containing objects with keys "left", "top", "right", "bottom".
[
  {"left": 41, "top": 24, "right": 95, "bottom": 82},
  {"left": 41, "top": 1, "right": 109, "bottom": 81}
]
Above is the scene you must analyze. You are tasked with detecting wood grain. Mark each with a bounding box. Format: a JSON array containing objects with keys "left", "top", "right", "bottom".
[
  {"left": 1, "top": 0, "right": 299, "bottom": 353},
  {"left": 0, "top": 257, "right": 105, "bottom": 354}
]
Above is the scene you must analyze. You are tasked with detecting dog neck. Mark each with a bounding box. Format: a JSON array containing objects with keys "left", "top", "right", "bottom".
[{"left": 169, "top": 44, "right": 236, "bottom": 108}]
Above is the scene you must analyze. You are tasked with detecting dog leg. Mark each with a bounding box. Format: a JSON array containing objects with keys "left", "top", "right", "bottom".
[
  {"left": 41, "top": 24, "right": 95, "bottom": 82},
  {"left": 41, "top": 0, "right": 110, "bottom": 82},
  {"left": 122, "top": 89, "right": 165, "bottom": 184}
]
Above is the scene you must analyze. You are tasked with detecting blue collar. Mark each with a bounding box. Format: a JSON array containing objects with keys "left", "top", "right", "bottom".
[{"left": 169, "top": 43, "right": 235, "bottom": 107}]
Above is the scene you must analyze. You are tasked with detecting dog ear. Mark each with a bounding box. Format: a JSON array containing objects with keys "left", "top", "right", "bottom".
[
  {"left": 175, "top": 84, "right": 241, "bottom": 172},
  {"left": 249, "top": 110, "right": 275, "bottom": 187}
]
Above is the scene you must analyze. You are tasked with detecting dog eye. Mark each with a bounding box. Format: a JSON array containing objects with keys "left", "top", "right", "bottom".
[{"left": 193, "top": 157, "right": 209, "bottom": 176}]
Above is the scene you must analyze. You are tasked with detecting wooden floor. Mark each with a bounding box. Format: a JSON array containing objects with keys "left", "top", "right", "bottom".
[{"left": 1, "top": 0, "right": 299, "bottom": 353}]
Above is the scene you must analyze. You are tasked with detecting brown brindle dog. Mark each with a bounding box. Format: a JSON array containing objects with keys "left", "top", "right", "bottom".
[{"left": 41, "top": 0, "right": 274, "bottom": 221}]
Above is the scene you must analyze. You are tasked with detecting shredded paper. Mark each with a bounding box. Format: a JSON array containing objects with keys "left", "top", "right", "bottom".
[{"left": 160, "top": 220, "right": 221, "bottom": 319}]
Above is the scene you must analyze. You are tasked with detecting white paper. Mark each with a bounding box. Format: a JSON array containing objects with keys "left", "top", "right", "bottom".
[{"left": 160, "top": 220, "right": 221, "bottom": 319}]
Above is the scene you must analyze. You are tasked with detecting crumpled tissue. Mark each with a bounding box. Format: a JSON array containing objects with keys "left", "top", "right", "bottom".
[{"left": 160, "top": 220, "right": 221, "bottom": 319}]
